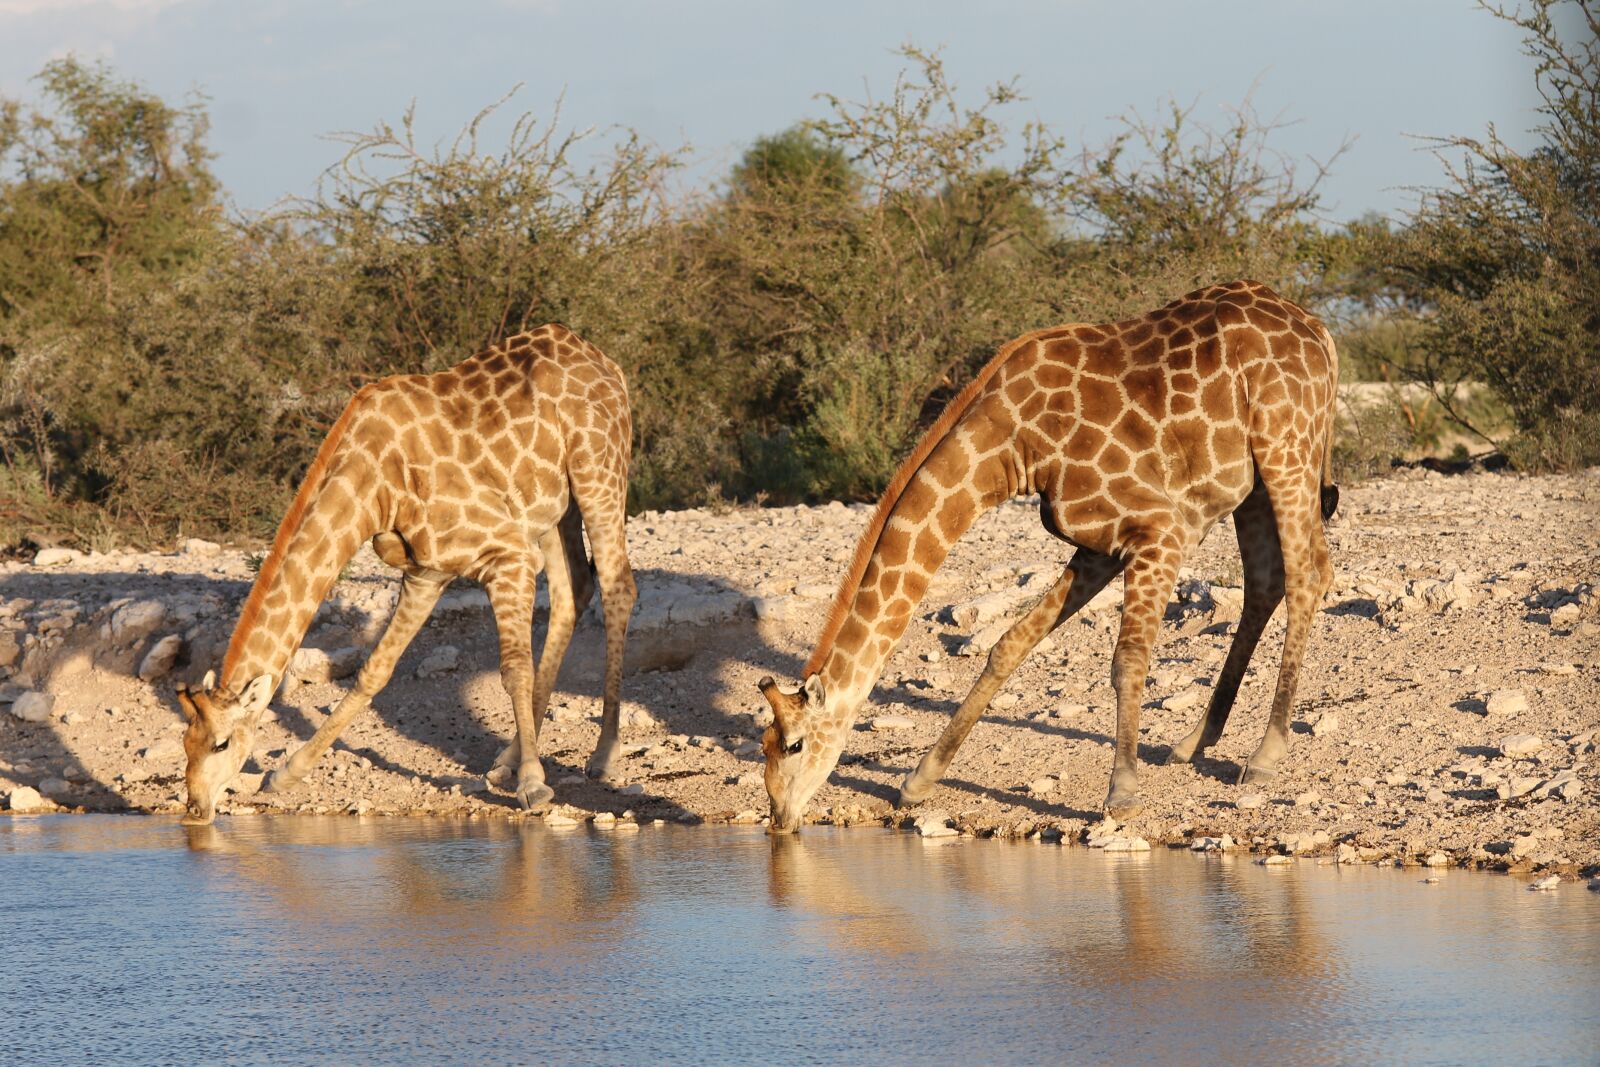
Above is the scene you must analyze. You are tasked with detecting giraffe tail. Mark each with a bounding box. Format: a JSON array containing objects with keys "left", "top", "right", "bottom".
[{"left": 1318, "top": 323, "right": 1340, "bottom": 523}]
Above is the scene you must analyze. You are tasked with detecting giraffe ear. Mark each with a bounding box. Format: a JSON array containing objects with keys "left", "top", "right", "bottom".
[
  {"left": 239, "top": 673, "right": 275, "bottom": 715},
  {"left": 801, "top": 674, "right": 825, "bottom": 706}
]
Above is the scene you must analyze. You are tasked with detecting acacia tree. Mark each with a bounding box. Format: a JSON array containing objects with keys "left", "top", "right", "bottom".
[{"left": 1379, "top": 0, "right": 1599, "bottom": 467}]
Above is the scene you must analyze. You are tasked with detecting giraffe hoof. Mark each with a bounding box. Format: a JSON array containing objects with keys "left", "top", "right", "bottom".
[
  {"left": 516, "top": 782, "right": 555, "bottom": 813},
  {"left": 585, "top": 747, "right": 621, "bottom": 784},
  {"left": 1104, "top": 789, "right": 1143, "bottom": 821},
  {"left": 261, "top": 769, "right": 303, "bottom": 794},
  {"left": 1238, "top": 765, "right": 1277, "bottom": 788},
  {"left": 1165, "top": 744, "right": 1197, "bottom": 766},
  {"left": 895, "top": 772, "right": 934, "bottom": 808}
]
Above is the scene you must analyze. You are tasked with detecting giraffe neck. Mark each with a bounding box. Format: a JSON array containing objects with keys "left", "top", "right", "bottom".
[
  {"left": 219, "top": 444, "right": 382, "bottom": 694},
  {"left": 816, "top": 433, "right": 1017, "bottom": 722}
]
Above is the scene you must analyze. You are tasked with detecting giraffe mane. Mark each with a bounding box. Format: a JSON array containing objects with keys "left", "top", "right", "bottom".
[
  {"left": 220, "top": 384, "right": 375, "bottom": 686},
  {"left": 803, "top": 333, "right": 1038, "bottom": 677}
]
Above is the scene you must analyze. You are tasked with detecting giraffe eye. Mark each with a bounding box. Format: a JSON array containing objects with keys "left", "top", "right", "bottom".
[{"left": 784, "top": 737, "right": 804, "bottom": 756}]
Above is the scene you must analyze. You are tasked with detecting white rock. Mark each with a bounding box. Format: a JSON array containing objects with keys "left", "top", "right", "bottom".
[
  {"left": 414, "top": 645, "right": 460, "bottom": 678},
  {"left": 752, "top": 597, "right": 796, "bottom": 621},
  {"left": 1259, "top": 854, "right": 1293, "bottom": 866},
  {"left": 32, "top": 547, "right": 82, "bottom": 567},
  {"left": 179, "top": 538, "right": 221, "bottom": 556},
  {"left": 1311, "top": 713, "right": 1339, "bottom": 737},
  {"left": 914, "top": 811, "right": 959, "bottom": 838},
  {"left": 110, "top": 599, "right": 166, "bottom": 643},
  {"left": 990, "top": 692, "right": 1020, "bottom": 711},
  {"left": 138, "top": 635, "right": 184, "bottom": 681},
  {"left": 10, "top": 691, "right": 54, "bottom": 723},
  {"left": 544, "top": 811, "right": 579, "bottom": 828},
  {"left": 1499, "top": 734, "right": 1544, "bottom": 758},
  {"left": 1162, "top": 690, "right": 1201, "bottom": 712},
  {"left": 618, "top": 783, "right": 645, "bottom": 796},
  {"left": 794, "top": 582, "right": 834, "bottom": 600},
  {"left": 1529, "top": 875, "right": 1561, "bottom": 891},
  {"left": 955, "top": 621, "right": 1009, "bottom": 657},
  {"left": 1485, "top": 689, "right": 1529, "bottom": 717},
  {"left": 1550, "top": 603, "right": 1581, "bottom": 628},
  {"left": 729, "top": 809, "right": 763, "bottom": 825},
  {"left": 1236, "top": 792, "right": 1267, "bottom": 810},
  {"left": 1423, "top": 852, "right": 1450, "bottom": 867},
  {"left": 6, "top": 785, "right": 45, "bottom": 811},
  {"left": 1027, "top": 776, "right": 1057, "bottom": 795},
  {"left": 870, "top": 714, "right": 916, "bottom": 732},
  {"left": 1294, "top": 791, "right": 1321, "bottom": 807},
  {"left": 1101, "top": 836, "right": 1151, "bottom": 852},
  {"left": 142, "top": 736, "right": 183, "bottom": 761},
  {"left": 1496, "top": 776, "right": 1542, "bottom": 800},
  {"left": 291, "top": 643, "right": 363, "bottom": 684},
  {"left": 37, "top": 776, "right": 71, "bottom": 797}
]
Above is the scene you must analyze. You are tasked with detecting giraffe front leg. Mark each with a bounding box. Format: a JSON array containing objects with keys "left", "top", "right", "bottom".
[
  {"left": 899, "top": 551, "right": 1122, "bottom": 807},
  {"left": 265, "top": 567, "right": 451, "bottom": 794},
  {"left": 1105, "top": 545, "right": 1181, "bottom": 820}
]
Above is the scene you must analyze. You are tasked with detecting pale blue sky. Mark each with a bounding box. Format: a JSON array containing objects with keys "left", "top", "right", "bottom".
[{"left": 0, "top": 0, "right": 1552, "bottom": 222}]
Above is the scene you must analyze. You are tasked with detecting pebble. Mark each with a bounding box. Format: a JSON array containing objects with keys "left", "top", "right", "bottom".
[
  {"left": 730, "top": 810, "right": 763, "bottom": 825},
  {"left": 5, "top": 785, "right": 45, "bottom": 811},
  {"left": 37, "top": 776, "right": 71, "bottom": 797},
  {"left": 1162, "top": 690, "right": 1201, "bottom": 712},
  {"left": 1259, "top": 854, "right": 1293, "bottom": 866},
  {"left": 544, "top": 811, "right": 579, "bottom": 828},
  {"left": 9, "top": 691, "right": 54, "bottom": 723},
  {"left": 1499, "top": 734, "right": 1544, "bottom": 758},
  {"left": 33, "top": 547, "right": 83, "bottom": 567},
  {"left": 137, "top": 635, "right": 184, "bottom": 681},
  {"left": 413, "top": 645, "right": 459, "bottom": 679},
  {"left": 1423, "top": 852, "right": 1450, "bottom": 867},
  {"left": 618, "top": 783, "right": 645, "bottom": 796},
  {"left": 870, "top": 714, "right": 916, "bottom": 732},
  {"left": 1425, "top": 787, "right": 1448, "bottom": 804},
  {"left": 1293, "top": 791, "right": 1321, "bottom": 807},
  {"left": 591, "top": 811, "right": 617, "bottom": 826},
  {"left": 914, "top": 811, "right": 959, "bottom": 838},
  {"left": 1529, "top": 875, "right": 1561, "bottom": 892},
  {"left": 142, "top": 736, "right": 183, "bottom": 761},
  {"left": 1236, "top": 793, "right": 1267, "bottom": 810},
  {"left": 1026, "top": 776, "right": 1057, "bottom": 795},
  {"left": 990, "top": 692, "right": 1020, "bottom": 711},
  {"left": 1311, "top": 713, "right": 1339, "bottom": 737},
  {"left": 1190, "top": 835, "right": 1235, "bottom": 852},
  {"left": 1484, "top": 689, "right": 1529, "bottom": 717},
  {"left": 1496, "top": 777, "right": 1542, "bottom": 801}
]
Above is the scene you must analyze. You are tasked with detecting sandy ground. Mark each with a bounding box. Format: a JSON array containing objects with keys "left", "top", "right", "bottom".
[{"left": 2, "top": 466, "right": 1596, "bottom": 877}]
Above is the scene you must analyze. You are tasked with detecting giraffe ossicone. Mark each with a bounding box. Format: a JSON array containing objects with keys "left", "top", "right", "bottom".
[
  {"left": 180, "top": 325, "right": 637, "bottom": 824},
  {"left": 759, "top": 280, "right": 1339, "bottom": 832}
]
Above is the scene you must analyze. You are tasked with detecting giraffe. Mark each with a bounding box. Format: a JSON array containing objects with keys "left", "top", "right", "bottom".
[
  {"left": 176, "top": 324, "right": 637, "bottom": 825},
  {"left": 758, "top": 280, "right": 1338, "bottom": 831}
]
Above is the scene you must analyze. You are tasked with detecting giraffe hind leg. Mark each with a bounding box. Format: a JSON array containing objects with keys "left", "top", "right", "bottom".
[
  {"left": 1167, "top": 483, "right": 1284, "bottom": 765},
  {"left": 581, "top": 493, "right": 636, "bottom": 783},
  {"left": 1239, "top": 465, "right": 1333, "bottom": 786}
]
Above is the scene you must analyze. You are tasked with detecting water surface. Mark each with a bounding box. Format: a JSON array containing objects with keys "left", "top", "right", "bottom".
[{"left": 2, "top": 816, "right": 1596, "bottom": 1065}]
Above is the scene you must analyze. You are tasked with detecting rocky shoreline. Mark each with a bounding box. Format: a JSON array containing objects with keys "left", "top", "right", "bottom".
[{"left": 3, "top": 466, "right": 1597, "bottom": 880}]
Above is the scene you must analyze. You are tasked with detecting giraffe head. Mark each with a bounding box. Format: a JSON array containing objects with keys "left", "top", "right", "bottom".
[
  {"left": 176, "top": 670, "right": 275, "bottom": 825},
  {"left": 757, "top": 673, "right": 846, "bottom": 833}
]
